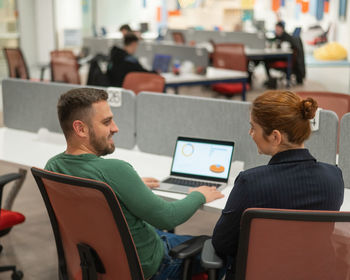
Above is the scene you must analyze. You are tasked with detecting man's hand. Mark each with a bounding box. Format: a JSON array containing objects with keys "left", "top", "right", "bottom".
[
  {"left": 189, "top": 186, "right": 224, "bottom": 203},
  {"left": 142, "top": 177, "right": 160, "bottom": 189}
]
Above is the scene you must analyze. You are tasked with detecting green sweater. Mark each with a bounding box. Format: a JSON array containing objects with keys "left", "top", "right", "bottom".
[{"left": 45, "top": 153, "right": 206, "bottom": 278}]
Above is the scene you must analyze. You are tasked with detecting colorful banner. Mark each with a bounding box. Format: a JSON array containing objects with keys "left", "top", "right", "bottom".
[
  {"left": 272, "top": 0, "right": 280, "bottom": 11},
  {"left": 301, "top": 0, "right": 309, "bottom": 13},
  {"left": 324, "top": 0, "right": 329, "bottom": 12},
  {"left": 316, "top": 0, "right": 325, "bottom": 20},
  {"left": 339, "top": 0, "right": 347, "bottom": 20}
]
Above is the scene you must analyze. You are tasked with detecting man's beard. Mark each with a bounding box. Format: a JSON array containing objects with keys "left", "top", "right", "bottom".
[{"left": 89, "top": 128, "right": 115, "bottom": 156}]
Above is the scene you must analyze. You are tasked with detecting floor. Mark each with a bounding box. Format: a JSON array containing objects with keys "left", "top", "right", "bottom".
[{"left": 0, "top": 64, "right": 339, "bottom": 280}]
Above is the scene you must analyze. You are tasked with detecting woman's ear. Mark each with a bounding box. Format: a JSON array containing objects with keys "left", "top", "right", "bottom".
[{"left": 270, "top": 129, "right": 283, "bottom": 146}]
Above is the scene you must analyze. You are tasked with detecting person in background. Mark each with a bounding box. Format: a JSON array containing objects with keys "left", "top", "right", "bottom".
[
  {"left": 264, "top": 21, "right": 305, "bottom": 85},
  {"left": 46, "top": 88, "right": 224, "bottom": 280},
  {"left": 212, "top": 90, "right": 344, "bottom": 279},
  {"left": 119, "top": 24, "right": 132, "bottom": 36},
  {"left": 107, "top": 33, "right": 154, "bottom": 87}
]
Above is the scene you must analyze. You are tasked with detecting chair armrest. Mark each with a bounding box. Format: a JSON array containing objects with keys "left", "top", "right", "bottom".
[
  {"left": 169, "top": 235, "right": 210, "bottom": 259},
  {"left": 0, "top": 169, "right": 27, "bottom": 210},
  {"left": 200, "top": 239, "right": 224, "bottom": 269},
  {"left": 0, "top": 173, "right": 22, "bottom": 189}
]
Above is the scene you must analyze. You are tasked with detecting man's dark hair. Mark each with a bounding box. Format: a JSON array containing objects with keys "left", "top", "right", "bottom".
[
  {"left": 119, "top": 24, "right": 132, "bottom": 32},
  {"left": 57, "top": 88, "right": 108, "bottom": 139},
  {"left": 276, "top": 21, "right": 285, "bottom": 30},
  {"left": 124, "top": 32, "right": 139, "bottom": 46}
]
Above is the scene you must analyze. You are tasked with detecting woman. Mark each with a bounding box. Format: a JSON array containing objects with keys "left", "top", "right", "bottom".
[{"left": 212, "top": 90, "right": 344, "bottom": 278}]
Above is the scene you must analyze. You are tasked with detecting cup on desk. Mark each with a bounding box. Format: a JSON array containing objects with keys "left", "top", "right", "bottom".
[{"left": 172, "top": 59, "right": 181, "bottom": 75}]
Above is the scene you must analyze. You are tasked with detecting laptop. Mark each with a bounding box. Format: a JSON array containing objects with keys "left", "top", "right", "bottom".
[
  {"left": 157, "top": 137, "right": 235, "bottom": 194},
  {"left": 152, "top": 54, "right": 172, "bottom": 73}
]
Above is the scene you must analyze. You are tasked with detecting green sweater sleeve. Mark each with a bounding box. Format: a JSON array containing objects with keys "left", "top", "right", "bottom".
[{"left": 102, "top": 159, "right": 206, "bottom": 230}]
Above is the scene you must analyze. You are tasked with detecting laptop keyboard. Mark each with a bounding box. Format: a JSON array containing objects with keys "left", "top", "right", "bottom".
[{"left": 163, "top": 178, "right": 221, "bottom": 188}]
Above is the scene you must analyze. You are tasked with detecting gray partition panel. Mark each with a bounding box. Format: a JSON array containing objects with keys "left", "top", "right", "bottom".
[
  {"left": 2, "top": 79, "right": 136, "bottom": 149},
  {"left": 165, "top": 29, "right": 265, "bottom": 49},
  {"left": 83, "top": 37, "right": 123, "bottom": 55},
  {"left": 339, "top": 113, "right": 350, "bottom": 188},
  {"left": 305, "top": 110, "right": 338, "bottom": 165},
  {"left": 136, "top": 92, "right": 269, "bottom": 170}
]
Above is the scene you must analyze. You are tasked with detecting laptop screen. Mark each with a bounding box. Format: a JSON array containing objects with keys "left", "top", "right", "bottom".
[
  {"left": 170, "top": 137, "right": 235, "bottom": 182},
  {"left": 152, "top": 54, "right": 172, "bottom": 73}
]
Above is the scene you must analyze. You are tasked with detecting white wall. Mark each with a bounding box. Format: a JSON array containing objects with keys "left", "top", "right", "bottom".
[
  {"left": 96, "top": 0, "right": 161, "bottom": 33},
  {"left": 55, "top": 0, "right": 82, "bottom": 48},
  {"left": 35, "top": 0, "right": 56, "bottom": 64},
  {"left": 17, "top": 0, "right": 37, "bottom": 68},
  {"left": 336, "top": 0, "right": 350, "bottom": 55},
  {"left": 17, "top": 0, "right": 56, "bottom": 66}
]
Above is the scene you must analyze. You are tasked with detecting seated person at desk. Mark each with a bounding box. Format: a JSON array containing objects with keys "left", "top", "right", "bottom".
[
  {"left": 212, "top": 90, "right": 344, "bottom": 279},
  {"left": 264, "top": 21, "right": 305, "bottom": 85},
  {"left": 107, "top": 33, "right": 154, "bottom": 87},
  {"left": 45, "top": 88, "right": 224, "bottom": 280}
]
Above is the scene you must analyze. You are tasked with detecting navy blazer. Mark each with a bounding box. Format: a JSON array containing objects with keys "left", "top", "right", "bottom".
[{"left": 212, "top": 148, "right": 344, "bottom": 260}]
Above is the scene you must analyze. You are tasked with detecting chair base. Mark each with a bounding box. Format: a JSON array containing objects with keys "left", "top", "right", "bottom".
[{"left": 0, "top": 266, "right": 23, "bottom": 280}]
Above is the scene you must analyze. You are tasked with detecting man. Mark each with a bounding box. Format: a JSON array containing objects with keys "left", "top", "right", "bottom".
[
  {"left": 45, "top": 88, "right": 224, "bottom": 279},
  {"left": 119, "top": 24, "right": 132, "bottom": 36},
  {"left": 264, "top": 21, "right": 305, "bottom": 85},
  {"left": 107, "top": 33, "right": 153, "bottom": 87}
]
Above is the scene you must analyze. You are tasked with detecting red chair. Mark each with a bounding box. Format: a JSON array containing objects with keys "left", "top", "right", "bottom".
[
  {"left": 211, "top": 43, "right": 250, "bottom": 95},
  {"left": 0, "top": 170, "right": 26, "bottom": 280},
  {"left": 268, "top": 37, "right": 305, "bottom": 85},
  {"left": 297, "top": 91, "right": 350, "bottom": 121},
  {"left": 122, "top": 72, "right": 165, "bottom": 94},
  {"left": 50, "top": 50, "right": 77, "bottom": 60},
  {"left": 172, "top": 32, "right": 186, "bottom": 45},
  {"left": 202, "top": 208, "right": 350, "bottom": 280},
  {"left": 50, "top": 50, "right": 81, "bottom": 84},
  {"left": 31, "top": 167, "right": 209, "bottom": 280},
  {"left": 296, "top": 91, "right": 350, "bottom": 152},
  {"left": 3, "top": 48, "right": 30, "bottom": 80}
]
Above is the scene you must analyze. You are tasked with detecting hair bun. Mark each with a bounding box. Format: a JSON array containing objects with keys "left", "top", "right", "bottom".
[{"left": 300, "top": 98, "right": 318, "bottom": 120}]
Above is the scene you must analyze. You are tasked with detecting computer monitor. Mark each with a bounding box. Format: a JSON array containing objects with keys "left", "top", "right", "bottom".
[
  {"left": 152, "top": 54, "right": 172, "bottom": 73},
  {"left": 140, "top": 22, "right": 149, "bottom": 33}
]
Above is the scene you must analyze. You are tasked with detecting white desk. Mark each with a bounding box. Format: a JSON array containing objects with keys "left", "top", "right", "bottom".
[
  {"left": 0, "top": 127, "right": 243, "bottom": 213},
  {"left": 162, "top": 67, "right": 249, "bottom": 100},
  {"left": 2, "top": 127, "right": 350, "bottom": 212}
]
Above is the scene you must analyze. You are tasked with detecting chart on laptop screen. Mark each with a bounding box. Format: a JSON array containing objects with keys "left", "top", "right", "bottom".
[{"left": 171, "top": 140, "right": 234, "bottom": 179}]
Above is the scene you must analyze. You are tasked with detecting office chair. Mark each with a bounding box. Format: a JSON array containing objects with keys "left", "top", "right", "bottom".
[
  {"left": 268, "top": 36, "right": 305, "bottom": 85},
  {"left": 50, "top": 50, "right": 77, "bottom": 60},
  {"left": 201, "top": 208, "right": 350, "bottom": 280},
  {"left": 297, "top": 91, "right": 350, "bottom": 152},
  {"left": 31, "top": 167, "right": 209, "bottom": 280},
  {"left": 50, "top": 50, "right": 81, "bottom": 84},
  {"left": 0, "top": 169, "right": 27, "bottom": 280},
  {"left": 3, "top": 48, "right": 30, "bottom": 80},
  {"left": 292, "top": 27, "right": 302, "bottom": 37},
  {"left": 122, "top": 72, "right": 165, "bottom": 94},
  {"left": 211, "top": 43, "right": 250, "bottom": 96}
]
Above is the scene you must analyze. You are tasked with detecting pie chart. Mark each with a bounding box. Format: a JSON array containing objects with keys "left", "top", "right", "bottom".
[
  {"left": 182, "top": 143, "right": 194, "bottom": 157},
  {"left": 210, "top": 164, "right": 225, "bottom": 173}
]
